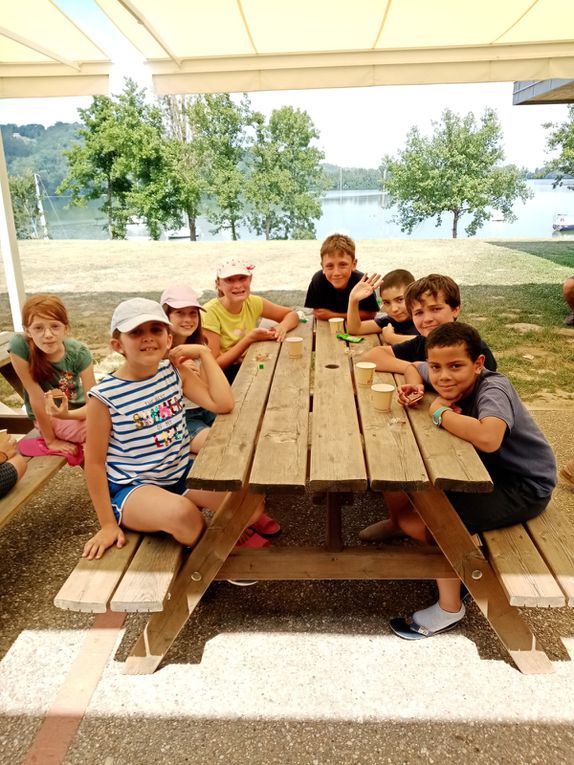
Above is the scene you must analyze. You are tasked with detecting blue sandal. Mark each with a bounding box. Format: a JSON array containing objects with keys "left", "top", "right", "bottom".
[{"left": 389, "top": 614, "right": 464, "bottom": 640}]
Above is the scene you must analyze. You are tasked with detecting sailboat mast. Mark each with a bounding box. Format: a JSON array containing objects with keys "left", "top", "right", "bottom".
[{"left": 33, "top": 173, "right": 49, "bottom": 240}]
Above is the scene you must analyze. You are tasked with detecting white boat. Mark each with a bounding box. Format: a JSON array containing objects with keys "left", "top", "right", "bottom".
[
  {"left": 165, "top": 225, "right": 201, "bottom": 240},
  {"left": 552, "top": 213, "right": 574, "bottom": 232},
  {"left": 490, "top": 210, "right": 505, "bottom": 222}
]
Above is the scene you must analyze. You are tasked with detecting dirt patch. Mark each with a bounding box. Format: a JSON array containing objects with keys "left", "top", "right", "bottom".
[{"left": 505, "top": 322, "right": 543, "bottom": 333}]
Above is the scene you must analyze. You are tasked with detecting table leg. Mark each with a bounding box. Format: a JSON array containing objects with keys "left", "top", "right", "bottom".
[
  {"left": 408, "top": 487, "right": 554, "bottom": 675},
  {"left": 0, "top": 365, "right": 24, "bottom": 398},
  {"left": 123, "top": 487, "right": 263, "bottom": 675}
]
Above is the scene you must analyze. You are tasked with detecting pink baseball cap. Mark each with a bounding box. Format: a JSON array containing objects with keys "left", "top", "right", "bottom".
[
  {"left": 216, "top": 258, "right": 254, "bottom": 279},
  {"left": 160, "top": 284, "right": 204, "bottom": 310}
]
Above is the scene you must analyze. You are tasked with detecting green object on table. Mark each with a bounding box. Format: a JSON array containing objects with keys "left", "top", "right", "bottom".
[
  {"left": 336, "top": 332, "right": 364, "bottom": 343},
  {"left": 259, "top": 363, "right": 265, "bottom": 369}
]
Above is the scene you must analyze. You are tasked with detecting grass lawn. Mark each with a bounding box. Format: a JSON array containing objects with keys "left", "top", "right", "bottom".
[{"left": 1, "top": 240, "right": 573, "bottom": 408}]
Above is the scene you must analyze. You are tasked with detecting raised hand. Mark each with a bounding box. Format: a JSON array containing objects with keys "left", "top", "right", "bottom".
[{"left": 349, "top": 273, "right": 383, "bottom": 303}]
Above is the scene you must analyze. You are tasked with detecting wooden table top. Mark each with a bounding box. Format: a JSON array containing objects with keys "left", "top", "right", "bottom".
[{"left": 188, "top": 317, "right": 492, "bottom": 496}]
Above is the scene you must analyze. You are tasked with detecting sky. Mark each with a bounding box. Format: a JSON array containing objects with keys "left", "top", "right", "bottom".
[{"left": 0, "top": 0, "right": 568, "bottom": 171}]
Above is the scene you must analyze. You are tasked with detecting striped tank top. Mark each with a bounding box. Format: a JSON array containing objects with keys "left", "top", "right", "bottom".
[{"left": 89, "top": 360, "right": 190, "bottom": 486}]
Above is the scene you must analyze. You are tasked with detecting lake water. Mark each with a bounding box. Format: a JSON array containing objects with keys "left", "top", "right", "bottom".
[{"left": 42, "top": 179, "right": 574, "bottom": 241}]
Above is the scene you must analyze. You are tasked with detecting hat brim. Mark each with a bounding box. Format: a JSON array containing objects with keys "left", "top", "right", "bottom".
[
  {"left": 217, "top": 269, "right": 252, "bottom": 279},
  {"left": 114, "top": 314, "right": 172, "bottom": 333},
  {"left": 163, "top": 300, "right": 205, "bottom": 310}
]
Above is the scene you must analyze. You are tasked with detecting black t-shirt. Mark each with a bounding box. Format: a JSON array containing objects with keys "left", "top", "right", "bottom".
[
  {"left": 393, "top": 333, "right": 497, "bottom": 370},
  {"left": 374, "top": 315, "right": 418, "bottom": 335},
  {"left": 304, "top": 270, "right": 379, "bottom": 314}
]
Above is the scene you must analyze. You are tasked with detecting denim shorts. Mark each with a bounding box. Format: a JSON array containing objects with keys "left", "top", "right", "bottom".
[
  {"left": 185, "top": 407, "right": 216, "bottom": 440},
  {"left": 109, "top": 468, "right": 191, "bottom": 524}
]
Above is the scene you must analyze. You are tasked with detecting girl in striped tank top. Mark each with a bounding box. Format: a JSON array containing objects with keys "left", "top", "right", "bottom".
[{"left": 82, "top": 298, "right": 235, "bottom": 560}]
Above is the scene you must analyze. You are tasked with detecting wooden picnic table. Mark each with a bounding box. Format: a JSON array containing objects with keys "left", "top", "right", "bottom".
[{"left": 116, "top": 317, "right": 554, "bottom": 676}]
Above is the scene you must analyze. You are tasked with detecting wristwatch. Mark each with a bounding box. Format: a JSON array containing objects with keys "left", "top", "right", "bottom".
[{"left": 432, "top": 405, "right": 451, "bottom": 427}]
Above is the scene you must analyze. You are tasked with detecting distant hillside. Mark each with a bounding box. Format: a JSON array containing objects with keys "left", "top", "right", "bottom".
[
  {"left": 322, "top": 162, "right": 381, "bottom": 190},
  {"left": 1, "top": 122, "right": 81, "bottom": 194}
]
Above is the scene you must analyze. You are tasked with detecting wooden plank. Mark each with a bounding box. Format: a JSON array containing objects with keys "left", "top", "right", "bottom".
[
  {"left": 53, "top": 532, "right": 142, "bottom": 613},
  {"left": 110, "top": 534, "right": 185, "bottom": 612},
  {"left": 214, "top": 545, "right": 455, "bottom": 580},
  {"left": 526, "top": 501, "right": 574, "bottom": 605},
  {"left": 356, "top": 369, "right": 430, "bottom": 491},
  {"left": 401, "top": 384, "right": 493, "bottom": 492},
  {"left": 0, "top": 413, "right": 34, "bottom": 433},
  {"left": 124, "top": 488, "right": 262, "bottom": 674},
  {"left": 309, "top": 319, "right": 367, "bottom": 492},
  {"left": 249, "top": 321, "right": 313, "bottom": 493},
  {"left": 482, "top": 525, "right": 565, "bottom": 607},
  {"left": 187, "top": 341, "right": 280, "bottom": 491},
  {"left": 0, "top": 454, "right": 66, "bottom": 531},
  {"left": 409, "top": 488, "right": 553, "bottom": 674}
]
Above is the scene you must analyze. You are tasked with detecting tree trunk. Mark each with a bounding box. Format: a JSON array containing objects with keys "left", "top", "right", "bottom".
[
  {"left": 231, "top": 219, "right": 237, "bottom": 240},
  {"left": 451, "top": 211, "right": 459, "bottom": 239},
  {"left": 186, "top": 211, "right": 197, "bottom": 241}
]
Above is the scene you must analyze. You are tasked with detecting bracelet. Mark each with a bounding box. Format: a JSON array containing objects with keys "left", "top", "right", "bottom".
[{"left": 0, "top": 451, "right": 8, "bottom": 464}]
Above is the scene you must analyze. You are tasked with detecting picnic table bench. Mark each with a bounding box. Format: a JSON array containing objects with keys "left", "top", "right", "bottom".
[
  {"left": 54, "top": 318, "right": 574, "bottom": 675},
  {"left": 0, "top": 331, "right": 68, "bottom": 531}
]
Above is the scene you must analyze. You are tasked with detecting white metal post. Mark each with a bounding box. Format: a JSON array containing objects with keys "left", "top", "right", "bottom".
[{"left": 0, "top": 130, "right": 26, "bottom": 330}]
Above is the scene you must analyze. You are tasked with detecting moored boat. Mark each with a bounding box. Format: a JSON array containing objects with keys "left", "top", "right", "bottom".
[{"left": 553, "top": 213, "right": 574, "bottom": 231}]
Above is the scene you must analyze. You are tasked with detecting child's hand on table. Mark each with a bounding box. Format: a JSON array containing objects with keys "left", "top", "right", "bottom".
[
  {"left": 248, "top": 327, "right": 276, "bottom": 343},
  {"left": 429, "top": 396, "right": 462, "bottom": 416},
  {"left": 398, "top": 383, "right": 424, "bottom": 407}
]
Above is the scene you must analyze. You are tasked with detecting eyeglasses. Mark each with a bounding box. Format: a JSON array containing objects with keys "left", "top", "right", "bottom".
[{"left": 27, "top": 322, "right": 66, "bottom": 336}]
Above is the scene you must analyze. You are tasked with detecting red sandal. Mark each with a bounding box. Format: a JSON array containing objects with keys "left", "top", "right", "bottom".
[
  {"left": 250, "top": 513, "right": 281, "bottom": 537},
  {"left": 235, "top": 528, "right": 271, "bottom": 549}
]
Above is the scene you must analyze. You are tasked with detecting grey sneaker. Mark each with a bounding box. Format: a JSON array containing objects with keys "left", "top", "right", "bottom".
[{"left": 564, "top": 313, "right": 574, "bottom": 326}]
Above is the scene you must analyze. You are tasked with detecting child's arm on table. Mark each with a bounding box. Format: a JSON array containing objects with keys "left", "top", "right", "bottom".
[
  {"left": 170, "top": 345, "right": 233, "bottom": 413},
  {"left": 83, "top": 397, "right": 126, "bottom": 560},
  {"left": 313, "top": 308, "right": 346, "bottom": 321},
  {"left": 9, "top": 353, "right": 76, "bottom": 454},
  {"left": 428, "top": 397, "right": 507, "bottom": 453},
  {"left": 44, "top": 364, "right": 97, "bottom": 421},
  {"left": 360, "top": 345, "right": 410, "bottom": 374},
  {"left": 381, "top": 325, "right": 418, "bottom": 345},
  {"left": 260, "top": 299, "right": 299, "bottom": 342},
  {"left": 204, "top": 327, "right": 276, "bottom": 369},
  {"left": 347, "top": 274, "right": 382, "bottom": 335}
]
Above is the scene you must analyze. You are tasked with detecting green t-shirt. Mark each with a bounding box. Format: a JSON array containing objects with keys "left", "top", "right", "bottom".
[{"left": 9, "top": 334, "right": 93, "bottom": 418}]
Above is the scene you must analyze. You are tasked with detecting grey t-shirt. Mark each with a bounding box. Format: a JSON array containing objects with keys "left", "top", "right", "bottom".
[
  {"left": 9, "top": 334, "right": 93, "bottom": 418},
  {"left": 419, "top": 365, "right": 556, "bottom": 497}
]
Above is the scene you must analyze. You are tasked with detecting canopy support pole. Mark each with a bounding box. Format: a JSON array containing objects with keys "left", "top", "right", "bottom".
[{"left": 0, "top": 131, "right": 25, "bottom": 331}]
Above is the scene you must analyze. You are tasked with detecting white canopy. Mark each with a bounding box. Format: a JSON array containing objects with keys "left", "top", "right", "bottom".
[{"left": 95, "top": 0, "right": 574, "bottom": 94}]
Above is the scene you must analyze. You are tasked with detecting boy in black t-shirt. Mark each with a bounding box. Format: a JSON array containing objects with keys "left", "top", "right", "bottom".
[
  {"left": 347, "top": 268, "right": 418, "bottom": 345},
  {"left": 304, "top": 233, "right": 379, "bottom": 321},
  {"left": 360, "top": 274, "right": 497, "bottom": 372}
]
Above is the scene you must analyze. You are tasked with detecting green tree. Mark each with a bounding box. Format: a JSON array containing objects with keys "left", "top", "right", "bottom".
[
  {"left": 382, "top": 109, "right": 531, "bottom": 238},
  {"left": 58, "top": 80, "right": 163, "bottom": 239},
  {"left": 188, "top": 94, "right": 251, "bottom": 240},
  {"left": 544, "top": 105, "right": 574, "bottom": 186},
  {"left": 9, "top": 171, "right": 39, "bottom": 238},
  {"left": 158, "top": 95, "right": 205, "bottom": 241},
  {"left": 246, "top": 107, "right": 326, "bottom": 239}
]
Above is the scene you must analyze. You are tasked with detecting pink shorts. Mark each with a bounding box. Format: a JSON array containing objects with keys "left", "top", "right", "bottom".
[{"left": 36, "top": 417, "right": 87, "bottom": 444}]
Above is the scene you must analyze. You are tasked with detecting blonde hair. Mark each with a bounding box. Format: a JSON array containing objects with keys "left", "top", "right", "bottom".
[{"left": 320, "top": 233, "right": 355, "bottom": 261}]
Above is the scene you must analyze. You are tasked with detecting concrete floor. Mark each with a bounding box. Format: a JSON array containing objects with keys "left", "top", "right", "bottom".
[{"left": 1, "top": 410, "right": 574, "bottom": 764}]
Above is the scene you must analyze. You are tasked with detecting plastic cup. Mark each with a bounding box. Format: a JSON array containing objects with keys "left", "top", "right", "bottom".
[
  {"left": 371, "top": 383, "right": 395, "bottom": 412},
  {"left": 286, "top": 336, "right": 303, "bottom": 358},
  {"left": 355, "top": 361, "right": 376, "bottom": 386},
  {"left": 329, "top": 317, "right": 344, "bottom": 335}
]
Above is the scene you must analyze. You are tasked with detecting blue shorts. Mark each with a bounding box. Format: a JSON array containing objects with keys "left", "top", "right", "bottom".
[
  {"left": 185, "top": 407, "right": 216, "bottom": 440},
  {"left": 109, "top": 468, "right": 191, "bottom": 524}
]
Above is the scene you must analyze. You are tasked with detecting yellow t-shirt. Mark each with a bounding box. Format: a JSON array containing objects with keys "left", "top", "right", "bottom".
[{"left": 202, "top": 295, "right": 264, "bottom": 354}]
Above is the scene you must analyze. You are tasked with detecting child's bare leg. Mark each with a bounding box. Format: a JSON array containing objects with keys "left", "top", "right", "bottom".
[
  {"left": 360, "top": 491, "right": 429, "bottom": 542},
  {"left": 186, "top": 488, "right": 264, "bottom": 526},
  {"left": 122, "top": 485, "right": 205, "bottom": 547},
  {"left": 437, "top": 577, "right": 463, "bottom": 612},
  {"left": 189, "top": 427, "right": 210, "bottom": 454}
]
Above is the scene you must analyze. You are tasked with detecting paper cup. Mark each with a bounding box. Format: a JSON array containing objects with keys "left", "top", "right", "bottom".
[
  {"left": 328, "top": 317, "right": 344, "bottom": 335},
  {"left": 355, "top": 361, "right": 376, "bottom": 386},
  {"left": 286, "top": 336, "right": 303, "bottom": 358},
  {"left": 371, "top": 383, "right": 395, "bottom": 412}
]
